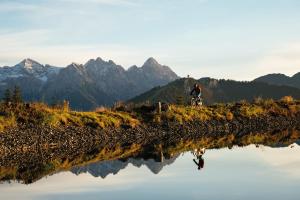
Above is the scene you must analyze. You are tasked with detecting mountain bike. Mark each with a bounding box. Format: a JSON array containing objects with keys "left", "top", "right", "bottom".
[{"left": 190, "top": 96, "right": 203, "bottom": 106}]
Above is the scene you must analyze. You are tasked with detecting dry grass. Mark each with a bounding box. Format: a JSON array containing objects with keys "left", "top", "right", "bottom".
[
  {"left": 162, "top": 105, "right": 213, "bottom": 123},
  {"left": 162, "top": 97, "right": 300, "bottom": 123},
  {"left": 239, "top": 104, "right": 264, "bottom": 118},
  {"left": 0, "top": 102, "right": 139, "bottom": 130},
  {"left": 0, "top": 115, "right": 16, "bottom": 132},
  {"left": 0, "top": 97, "right": 299, "bottom": 131}
]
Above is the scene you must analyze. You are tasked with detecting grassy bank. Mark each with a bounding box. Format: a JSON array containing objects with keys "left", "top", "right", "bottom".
[
  {"left": 0, "top": 102, "right": 139, "bottom": 131},
  {"left": 0, "top": 96, "right": 299, "bottom": 131},
  {"left": 162, "top": 96, "right": 300, "bottom": 124}
]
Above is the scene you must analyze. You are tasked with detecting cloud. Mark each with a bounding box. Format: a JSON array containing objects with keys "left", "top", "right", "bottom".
[
  {"left": 254, "top": 42, "right": 300, "bottom": 77},
  {"left": 59, "top": 0, "right": 139, "bottom": 6},
  {"left": 256, "top": 144, "right": 300, "bottom": 179},
  {"left": 0, "top": 29, "right": 151, "bottom": 67},
  {"left": 0, "top": 2, "right": 39, "bottom": 12}
]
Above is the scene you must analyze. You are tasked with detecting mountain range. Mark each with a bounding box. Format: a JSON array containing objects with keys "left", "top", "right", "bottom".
[
  {"left": 0, "top": 57, "right": 178, "bottom": 110},
  {"left": 0, "top": 57, "right": 299, "bottom": 109}
]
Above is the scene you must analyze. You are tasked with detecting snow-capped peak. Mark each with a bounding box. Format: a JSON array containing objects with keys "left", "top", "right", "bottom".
[
  {"left": 16, "top": 58, "right": 44, "bottom": 70},
  {"left": 0, "top": 58, "right": 61, "bottom": 83}
]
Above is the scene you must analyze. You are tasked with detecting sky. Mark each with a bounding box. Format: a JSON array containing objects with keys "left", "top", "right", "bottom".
[{"left": 0, "top": 0, "right": 300, "bottom": 80}]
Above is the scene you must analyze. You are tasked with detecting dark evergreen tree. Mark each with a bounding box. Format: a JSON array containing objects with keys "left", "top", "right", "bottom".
[
  {"left": 176, "top": 95, "right": 184, "bottom": 105},
  {"left": 3, "top": 88, "right": 12, "bottom": 104},
  {"left": 12, "top": 86, "right": 22, "bottom": 104}
]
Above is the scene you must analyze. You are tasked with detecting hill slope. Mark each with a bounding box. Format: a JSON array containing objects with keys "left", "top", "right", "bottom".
[
  {"left": 253, "top": 72, "right": 300, "bottom": 89},
  {"left": 129, "top": 78, "right": 300, "bottom": 104}
]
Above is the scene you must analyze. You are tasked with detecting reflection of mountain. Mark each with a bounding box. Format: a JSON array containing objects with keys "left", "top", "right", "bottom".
[{"left": 71, "top": 155, "right": 179, "bottom": 178}]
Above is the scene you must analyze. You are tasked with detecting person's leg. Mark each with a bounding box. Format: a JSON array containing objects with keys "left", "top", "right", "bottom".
[
  {"left": 193, "top": 159, "right": 198, "bottom": 166},
  {"left": 198, "top": 92, "right": 201, "bottom": 98}
]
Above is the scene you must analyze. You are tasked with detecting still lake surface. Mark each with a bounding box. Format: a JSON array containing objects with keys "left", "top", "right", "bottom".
[{"left": 1, "top": 143, "right": 300, "bottom": 200}]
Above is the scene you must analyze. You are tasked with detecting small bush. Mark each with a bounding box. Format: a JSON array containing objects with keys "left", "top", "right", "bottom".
[
  {"left": 280, "top": 96, "right": 294, "bottom": 104},
  {"left": 95, "top": 106, "right": 108, "bottom": 113},
  {"left": 262, "top": 99, "right": 275, "bottom": 108},
  {"left": 226, "top": 112, "right": 234, "bottom": 121},
  {"left": 239, "top": 105, "right": 264, "bottom": 118},
  {"left": 288, "top": 105, "right": 300, "bottom": 115},
  {"left": 253, "top": 97, "right": 264, "bottom": 105}
]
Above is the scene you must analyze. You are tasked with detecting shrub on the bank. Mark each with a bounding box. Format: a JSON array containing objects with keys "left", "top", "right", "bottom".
[
  {"left": 280, "top": 96, "right": 294, "bottom": 104},
  {"left": 239, "top": 105, "right": 264, "bottom": 118},
  {"left": 94, "top": 106, "right": 108, "bottom": 112},
  {"left": 226, "top": 111, "right": 234, "bottom": 121},
  {"left": 261, "top": 99, "right": 275, "bottom": 108},
  {"left": 253, "top": 97, "right": 264, "bottom": 105},
  {"left": 0, "top": 115, "right": 16, "bottom": 132},
  {"left": 288, "top": 104, "right": 300, "bottom": 115}
]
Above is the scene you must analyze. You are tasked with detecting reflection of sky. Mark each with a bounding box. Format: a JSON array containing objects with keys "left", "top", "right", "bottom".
[{"left": 1, "top": 144, "right": 300, "bottom": 200}]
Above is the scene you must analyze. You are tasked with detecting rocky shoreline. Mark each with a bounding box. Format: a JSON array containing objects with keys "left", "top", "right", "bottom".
[{"left": 1, "top": 112, "right": 299, "bottom": 159}]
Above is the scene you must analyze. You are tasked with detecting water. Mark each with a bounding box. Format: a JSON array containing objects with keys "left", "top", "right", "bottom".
[{"left": 1, "top": 143, "right": 300, "bottom": 200}]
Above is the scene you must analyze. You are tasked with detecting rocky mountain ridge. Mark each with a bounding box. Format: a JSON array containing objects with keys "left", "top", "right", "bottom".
[{"left": 0, "top": 57, "right": 179, "bottom": 110}]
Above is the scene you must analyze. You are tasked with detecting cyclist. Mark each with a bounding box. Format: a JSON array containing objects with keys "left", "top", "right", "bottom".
[{"left": 190, "top": 83, "right": 202, "bottom": 99}]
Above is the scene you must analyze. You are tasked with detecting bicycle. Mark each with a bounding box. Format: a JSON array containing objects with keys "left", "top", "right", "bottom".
[{"left": 190, "top": 96, "right": 203, "bottom": 106}]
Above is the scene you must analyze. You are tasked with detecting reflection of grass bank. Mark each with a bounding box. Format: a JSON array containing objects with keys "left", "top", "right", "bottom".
[
  {"left": 161, "top": 129, "right": 300, "bottom": 157},
  {"left": 0, "top": 143, "right": 141, "bottom": 184},
  {"left": 0, "top": 96, "right": 299, "bottom": 131}
]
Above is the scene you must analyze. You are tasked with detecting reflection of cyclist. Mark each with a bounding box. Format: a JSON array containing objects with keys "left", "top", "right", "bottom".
[
  {"left": 190, "top": 84, "right": 202, "bottom": 98},
  {"left": 193, "top": 156, "right": 204, "bottom": 170},
  {"left": 192, "top": 148, "right": 205, "bottom": 170}
]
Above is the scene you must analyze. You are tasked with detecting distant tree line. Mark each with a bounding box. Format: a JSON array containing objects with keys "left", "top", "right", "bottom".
[{"left": 3, "top": 86, "right": 23, "bottom": 105}]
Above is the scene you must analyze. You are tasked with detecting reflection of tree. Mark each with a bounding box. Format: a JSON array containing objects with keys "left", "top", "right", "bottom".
[{"left": 1, "top": 128, "right": 300, "bottom": 184}]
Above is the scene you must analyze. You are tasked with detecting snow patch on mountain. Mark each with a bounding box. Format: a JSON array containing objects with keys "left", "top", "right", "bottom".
[{"left": 0, "top": 58, "right": 61, "bottom": 82}]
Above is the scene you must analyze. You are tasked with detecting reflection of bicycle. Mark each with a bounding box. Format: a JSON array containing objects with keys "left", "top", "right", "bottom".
[{"left": 190, "top": 96, "right": 203, "bottom": 106}]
